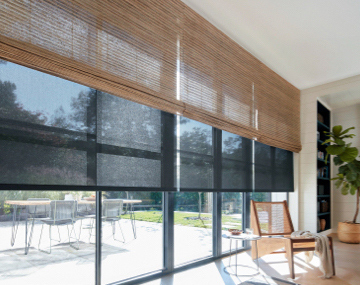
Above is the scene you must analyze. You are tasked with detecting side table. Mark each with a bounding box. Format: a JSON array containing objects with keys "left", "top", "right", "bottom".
[{"left": 222, "top": 233, "right": 261, "bottom": 277}]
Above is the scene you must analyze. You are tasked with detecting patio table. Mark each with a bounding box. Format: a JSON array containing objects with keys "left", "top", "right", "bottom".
[{"left": 5, "top": 199, "right": 142, "bottom": 254}]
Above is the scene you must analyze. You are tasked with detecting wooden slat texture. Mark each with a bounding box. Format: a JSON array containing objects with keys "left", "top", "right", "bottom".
[{"left": 0, "top": 0, "right": 301, "bottom": 152}]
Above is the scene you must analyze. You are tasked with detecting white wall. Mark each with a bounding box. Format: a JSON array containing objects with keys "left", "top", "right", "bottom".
[
  {"left": 332, "top": 104, "right": 360, "bottom": 229},
  {"left": 299, "top": 73, "right": 360, "bottom": 233},
  {"left": 299, "top": 90, "right": 318, "bottom": 233}
]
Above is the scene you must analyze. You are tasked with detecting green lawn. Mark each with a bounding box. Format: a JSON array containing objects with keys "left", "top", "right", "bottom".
[{"left": 122, "top": 211, "right": 241, "bottom": 229}]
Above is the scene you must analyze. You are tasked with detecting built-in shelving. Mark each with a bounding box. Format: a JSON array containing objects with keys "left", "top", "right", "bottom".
[
  {"left": 317, "top": 177, "right": 329, "bottom": 180},
  {"left": 317, "top": 101, "right": 331, "bottom": 233},
  {"left": 317, "top": 120, "right": 330, "bottom": 130}
]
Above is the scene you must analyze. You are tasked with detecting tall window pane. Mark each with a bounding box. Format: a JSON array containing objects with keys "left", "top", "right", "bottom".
[
  {"left": 174, "top": 192, "right": 213, "bottom": 266},
  {"left": 221, "top": 192, "right": 243, "bottom": 253},
  {"left": 0, "top": 190, "right": 96, "bottom": 285},
  {"left": 101, "top": 191, "right": 163, "bottom": 284}
]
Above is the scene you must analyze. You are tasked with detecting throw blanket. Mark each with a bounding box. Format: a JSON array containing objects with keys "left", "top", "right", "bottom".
[{"left": 291, "top": 231, "right": 333, "bottom": 279}]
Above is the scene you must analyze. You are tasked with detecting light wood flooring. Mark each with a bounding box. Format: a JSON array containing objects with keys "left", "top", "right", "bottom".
[{"left": 143, "top": 234, "right": 360, "bottom": 285}]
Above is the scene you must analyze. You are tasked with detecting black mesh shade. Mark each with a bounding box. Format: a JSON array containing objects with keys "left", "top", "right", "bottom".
[
  {"left": 254, "top": 141, "right": 294, "bottom": 192},
  {"left": 0, "top": 61, "right": 294, "bottom": 192},
  {"left": 222, "top": 132, "right": 251, "bottom": 190}
]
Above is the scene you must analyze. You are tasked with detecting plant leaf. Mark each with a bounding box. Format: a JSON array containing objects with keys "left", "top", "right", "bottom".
[
  {"left": 335, "top": 179, "right": 342, "bottom": 188},
  {"left": 332, "top": 125, "right": 342, "bottom": 136},
  {"left": 335, "top": 138, "right": 345, "bottom": 145},
  {"left": 333, "top": 156, "right": 343, "bottom": 166},
  {"left": 322, "top": 139, "right": 334, "bottom": 145},
  {"left": 338, "top": 165, "right": 349, "bottom": 174},
  {"left": 346, "top": 171, "right": 357, "bottom": 182},
  {"left": 325, "top": 153, "right": 329, "bottom": 164},
  {"left": 350, "top": 185, "right": 356, "bottom": 195},
  {"left": 341, "top": 183, "right": 350, "bottom": 195},
  {"left": 339, "top": 147, "right": 359, "bottom": 162},
  {"left": 339, "top": 127, "right": 355, "bottom": 136},
  {"left": 326, "top": 145, "right": 346, "bottom": 155}
]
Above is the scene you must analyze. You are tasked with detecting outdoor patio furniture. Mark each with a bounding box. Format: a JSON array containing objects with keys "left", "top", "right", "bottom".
[
  {"left": 102, "top": 199, "right": 125, "bottom": 242},
  {"left": 77, "top": 202, "right": 96, "bottom": 241},
  {"left": 26, "top": 198, "right": 53, "bottom": 253},
  {"left": 250, "top": 200, "right": 335, "bottom": 279},
  {"left": 38, "top": 200, "right": 79, "bottom": 253},
  {"left": 6, "top": 199, "right": 52, "bottom": 255}
]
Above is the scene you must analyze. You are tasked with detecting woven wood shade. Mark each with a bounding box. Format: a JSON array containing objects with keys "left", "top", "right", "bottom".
[{"left": 0, "top": 0, "right": 301, "bottom": 152}]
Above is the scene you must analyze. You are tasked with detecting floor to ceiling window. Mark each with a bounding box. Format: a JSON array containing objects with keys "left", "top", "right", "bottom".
[
  {"left": 0, "top": 60, "right": 294, "bottom": 285},
  {"left": 174, "top": 119, "right": 213, "bottom": 266}
]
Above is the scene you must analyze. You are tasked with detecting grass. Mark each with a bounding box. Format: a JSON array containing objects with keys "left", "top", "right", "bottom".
[{"left": 122, "top": 211, "right": 242, "bottom": 229}]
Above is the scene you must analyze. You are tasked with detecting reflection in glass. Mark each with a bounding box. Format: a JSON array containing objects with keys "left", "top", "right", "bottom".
[{"left": 174, "top": 192, "right": 213, "bottom": 266}]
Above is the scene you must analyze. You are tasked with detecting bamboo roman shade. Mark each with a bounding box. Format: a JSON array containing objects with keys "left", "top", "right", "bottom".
[{"left": 0, "top": 0, "right": 301, "bottom": 152}]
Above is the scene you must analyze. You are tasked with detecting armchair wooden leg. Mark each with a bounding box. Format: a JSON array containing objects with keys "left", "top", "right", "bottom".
[
  {"left": 251, "top": 240, "right": 257, "bottom": 260},
  {"left": 328, "top": 236, "right": 336, "bottom": 276},
  {"left": 285, "top": 239, "right": 295, "bottom": 279}
]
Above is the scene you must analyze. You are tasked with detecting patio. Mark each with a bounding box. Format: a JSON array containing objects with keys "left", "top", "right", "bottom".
[{"left": 0, "top": 211, "right": 239, "bottom": 285}]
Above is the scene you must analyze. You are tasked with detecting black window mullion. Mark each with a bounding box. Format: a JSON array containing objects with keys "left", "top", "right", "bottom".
[
  {"left": 212, "top": 128, "right": 222, "bottom": 257},
  {"left": 161, "top": 112, "right": 175, "bottom": 273}
]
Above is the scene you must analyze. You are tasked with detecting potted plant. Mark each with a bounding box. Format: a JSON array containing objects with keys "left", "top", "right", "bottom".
[{"left": 323, "top": 125, "right": 360, "bottom": 243}]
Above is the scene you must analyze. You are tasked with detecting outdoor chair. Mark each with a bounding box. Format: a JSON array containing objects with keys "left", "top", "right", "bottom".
[
  {"left": 250, "top": 200, "right": 335, "bottom": 279},
  {"left": 77, "top": 202, "right": 96, "bottom": 241},
  {"left": 102, "top": 199, "right": 125, "bottom": 242},
  {"left": 26, "top": 198, "right": 53, "bottom": 251},
  {"left": 38, "top": 200, "right": 79, "bottom": 253}
]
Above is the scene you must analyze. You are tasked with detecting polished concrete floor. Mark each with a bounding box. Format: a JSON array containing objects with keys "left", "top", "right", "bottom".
[{"left": 143, "top": 234, "right": 360, "bottom": 285}]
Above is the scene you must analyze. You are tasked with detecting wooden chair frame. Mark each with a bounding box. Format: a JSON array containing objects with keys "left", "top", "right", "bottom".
[{"left": 250, "top": 200, "right": 335, "bottom": 279}]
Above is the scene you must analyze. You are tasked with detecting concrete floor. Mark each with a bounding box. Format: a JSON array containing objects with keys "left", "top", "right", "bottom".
[{"left": 0, "top": 217, "right": 216, "bottom": 285}]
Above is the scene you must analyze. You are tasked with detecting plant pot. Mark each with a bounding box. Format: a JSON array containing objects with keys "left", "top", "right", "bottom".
[{"left": 337, "top": 222, "right": 360, "bottom": 244}]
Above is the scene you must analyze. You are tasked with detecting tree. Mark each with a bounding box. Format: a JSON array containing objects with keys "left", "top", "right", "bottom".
[{"left": 0, "top": 79, "right": 46, "bottom": 124}]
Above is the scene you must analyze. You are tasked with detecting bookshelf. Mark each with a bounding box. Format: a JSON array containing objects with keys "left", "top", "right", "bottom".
[{"left": 317, "top": 101, "right": 331, "bottom": 232}]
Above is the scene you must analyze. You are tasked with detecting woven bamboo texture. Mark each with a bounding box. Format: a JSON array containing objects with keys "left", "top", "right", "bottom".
[
  {"left": 252, "top": 201, "right": 294, "bottom": 236},
  {"left": 0, "top": 0, "right": 301, "bottom": 152}
]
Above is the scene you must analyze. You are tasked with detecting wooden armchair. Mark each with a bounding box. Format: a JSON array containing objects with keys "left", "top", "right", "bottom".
[{"left": 250, "top": 200, "right": 335, "bottom": 279}]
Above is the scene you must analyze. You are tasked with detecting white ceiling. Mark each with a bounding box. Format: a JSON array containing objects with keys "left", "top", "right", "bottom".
[{"left": 181, "top": 0, "right": 360, "bottom": 90}]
